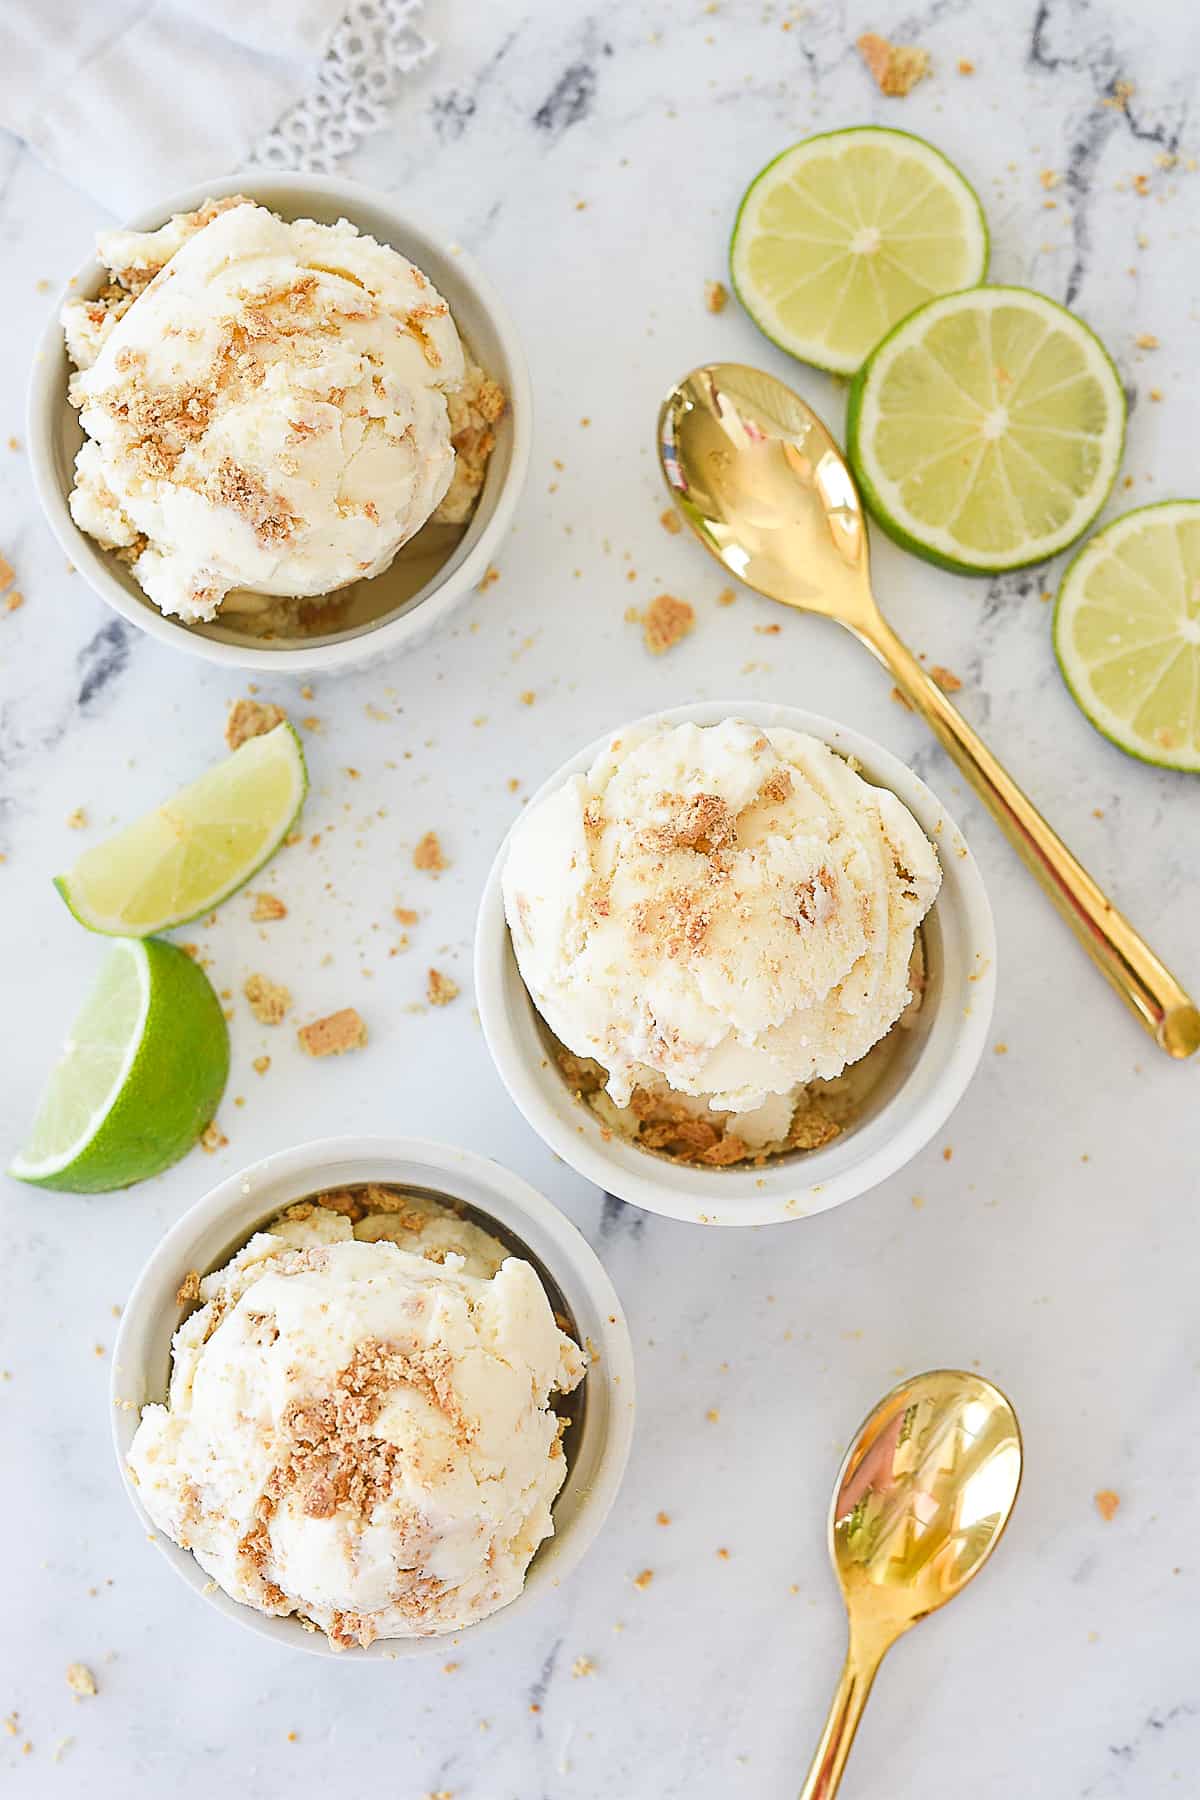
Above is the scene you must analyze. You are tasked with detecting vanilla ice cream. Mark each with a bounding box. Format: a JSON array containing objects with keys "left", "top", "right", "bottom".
[
  {"left": 62, "top": 198, "right": 504, "bottom": 623},
  {"left": 503, "top": 719, "right": 941, "bottom": 1158},
  {"left": 127, "top": 1189, "right": 585, "bottom": 1649}
]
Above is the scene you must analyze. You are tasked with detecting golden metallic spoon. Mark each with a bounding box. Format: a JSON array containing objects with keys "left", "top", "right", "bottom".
[
  {"left": 799, "top": 1369, "right": 1023, "bottom": 1800},
  {"left": 658, "top": 363, "right": 1200, "bottom": 1059}
]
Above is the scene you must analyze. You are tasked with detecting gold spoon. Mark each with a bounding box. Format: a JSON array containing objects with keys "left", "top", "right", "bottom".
[
  {"left": 658, "top": 363, "right": 1200, "bottom": 1060},
  {"left": 800, "top": 1369, "right": 1023, "bottom": 1800}
]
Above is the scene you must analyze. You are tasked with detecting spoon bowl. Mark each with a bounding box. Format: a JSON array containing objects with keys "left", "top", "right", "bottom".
[
  {"left": 800, "top": 1369, "right": 1022, "bottom": 1799},
  {"left": 659, "top": 363, "right": 1199, "bottom": 1060}
]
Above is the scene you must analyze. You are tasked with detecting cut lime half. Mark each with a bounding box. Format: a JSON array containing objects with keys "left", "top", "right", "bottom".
[
  {"left": 9, "top": 938, "right": 229, "bottom": 1192},
  {"left": 57, "top": 722, "right": 306, "bottom": 936},
  {"left": 847, "top": 286, "right": 1126, "bottom": 574},
  {"left": 1054, "top": 501, "right": 1200, "bottom": 771},
  {"left": 730, "top": 127, "right": 989, "bottom": 376}
]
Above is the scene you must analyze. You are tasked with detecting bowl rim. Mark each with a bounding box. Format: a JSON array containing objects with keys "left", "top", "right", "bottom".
[
  {"left": 26, "top": 171, "right": 533, "bottom": 674},
  {"left": 474, "top": 700, "right": 997, "bottom": 1227},
  {"left": 110, "top": 1135, "right": 636, "bottom": 1657}
]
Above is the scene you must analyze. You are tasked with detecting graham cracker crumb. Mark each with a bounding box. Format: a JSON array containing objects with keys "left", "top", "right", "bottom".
[
  {"left": 394, "top": 906, "right": 419, "bottom": 926},
  {"left": 477, "top": 564, "right": 501, "bottom": 591},
  {"left": 3, "top": 591, "right": 23, "bottom": 614},
  {"left": 1094, "top": 1488, "right": 1120, "bottom": 1521},
  {"left": 175, "top": 1270, "right": 202, "bottom": 1305},
  {"left": 251, "top": 893, "right": 287, "bottom": 922},
  {"left": 1134, "top": 332, "right": 1159, "bottom": 349},
  {"left": 226, "top": 698, "right": 285, "bottom": 752},
  {"left": 716, "top": 586, "right": 736, "bottom": 606},
  {"left": 67, "top": 808, "right": 87, "bottom": 829},
  {"left": 857, "top": 31, "right": 930, "bottom": 96},
  {"left": 298, "top": 1007, "right": 368, "bottom": 1057},
  {"left": 413, "top": 830, "right": 448, "bottom": 872},
  {"left": 0, "top": 553, "right": 14, "bottom": 593},
  {"left": 632, "top": 1569, "right": 654, "bottom": 1591},
  {"left": 642, "top": 593, "right": 694, "bottom": 654},
  {"left": 1039, "top": 169, "right": 1059, "bottom": 190},
  {"left": 656, "top": 1510, "right": 671, "bottom": 1525},
  {"left": 1102, "top": 78, "right": 1136, "bottom": 111},
  {"left": 520, "top": 690, "right": 535, "bottom": 706},
  {"left": 200, "top": 1122, "right": 228, "bottom": 1154},
  {"left": 931, "top": 665, "right": 963, "bottom": 692},
  {"left": 706, "top": 1408, "right": 720, "bottom": 1423},
  {"left": 659, "top": 509, "right": 682, "bottom": 535},
  {"left": 957, "top": 57, "right": 975, "bottom": 74},
  {"left": 253, "top": 1055, "right": 271, "bottom": 1075},
  {"left": 427, "top": 969, "right": 460, "bottom": 1007},
  {"left": 994, "top": 1042, "right": 1008, "bottom": 1055},
  {"left": 65, "top": 1664, "right": 97, "bottom": 1699},
  {"left": 571, "top": 1656, "right": 596, "bottom": 1678},
  {"left": 245, "top": 973, "right": 292, "bottom": 1025},
  {"left": 704, "top": 279, "right": 729, "bottom": 314}
]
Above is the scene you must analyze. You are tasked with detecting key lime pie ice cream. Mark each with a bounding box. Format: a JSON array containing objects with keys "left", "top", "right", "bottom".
[
  {"left": 126, "top": 1186, "right": 585, "bottom": 1649},
  {"left": 502, "top": 718, "right": 941, "bottom": 1167},
  {"left": 61, "top": 197, "right": 504, "bottom": 626}
]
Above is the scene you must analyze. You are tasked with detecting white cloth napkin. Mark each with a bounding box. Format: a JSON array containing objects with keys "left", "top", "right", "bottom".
[{"left": 0, "top": 0, "right": 431, "bottom": 216}]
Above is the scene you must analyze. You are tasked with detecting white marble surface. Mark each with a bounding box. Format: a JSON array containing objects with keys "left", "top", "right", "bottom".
[{"left": 2, "top": 1, "right": 1199, "bottom": 1794}]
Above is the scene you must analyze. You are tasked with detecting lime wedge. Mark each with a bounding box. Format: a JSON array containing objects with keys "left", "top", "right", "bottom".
[
  {"left": 730, "top": 127, "right": 988, "bottom": 375},
  {"left": 56, "top": 722, "right": 306, "bottom": 935},
  {"left": 847, "top": 286, "right": 1125, "bottom": 573},
  {"left": 1054, "top": 501, "right": 1200, "bottom": 771},
  {"left": 9, "top": 938, "right": 229, "bottom": 1191}
]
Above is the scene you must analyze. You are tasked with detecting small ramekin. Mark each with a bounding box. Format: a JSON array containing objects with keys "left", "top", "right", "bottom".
[
  {"left": 27, "top": 173, "right": 531, "bottom": 674},
  {"left": 110, "top": 1137, "right": 635, "bottom": 1657},
  {"left": 475, "top": 701, "right": 997, "bottom": 1227}
]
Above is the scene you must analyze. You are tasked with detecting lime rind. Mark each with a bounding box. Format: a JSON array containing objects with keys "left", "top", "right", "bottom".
[
  {"left": 846, "top": 285, "right": 1127, "bottom": 575},
  {"left": 730, "top": 126, "right": 990, "bottom": 377},
  {"left": 1053, "top": 499, "right": 1200, "bottom": 772},
  {"left": 55, "top": 722, "right": 308, "bottom": 936},
  {"left": 9, "top": 937, "right": 230, "bottom": 1192}
]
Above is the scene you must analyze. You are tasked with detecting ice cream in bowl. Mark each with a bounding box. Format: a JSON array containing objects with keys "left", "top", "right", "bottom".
[
  {"left": 476, "top": 702, "right": 996, "bottom": 1226},
  {"left": 28, "top": 175, "right": 530, "bottom": 672},
  {"left": 111, "top": 1139, "right": 634, "bottom": 1655}
]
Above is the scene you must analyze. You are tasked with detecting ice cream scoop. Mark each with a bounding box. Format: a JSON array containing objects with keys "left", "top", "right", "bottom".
[
  {"left": 63, "top": 199, "right": 468, "bottom": 622},
  {"left": 126, "top": 1200, "right": 585, "bottom": 1648},
  {"left": 502, "top": 717, "right": 940, "bottom": 1116}
]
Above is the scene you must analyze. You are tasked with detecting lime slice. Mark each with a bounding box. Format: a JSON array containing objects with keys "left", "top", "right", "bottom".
[
  {"left": 847, "top": 286, "right": 1126, "bottom": 574},
  {"left": 1054, "top": 501, "right": 1200, "bottom": 771},
  {"left": 730, "top": 127, "right": 988, "bottom": 376},
  {"left": 10, "top": 938, "right": 229, "bottom": 1191},
  {"left": 56, "top": 722, "right": 307, "bottom": 935}
]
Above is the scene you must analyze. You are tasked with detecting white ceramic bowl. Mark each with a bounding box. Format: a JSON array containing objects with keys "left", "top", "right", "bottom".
[
  {"left": 110, "top": 1137, "right": 635, "bottom": 1657},
  {"left": 27, "top": 173, "right": 531, "bottom": 674},
  {"left": 475, "top": 701, "right": 997, "bottom": 1227}
]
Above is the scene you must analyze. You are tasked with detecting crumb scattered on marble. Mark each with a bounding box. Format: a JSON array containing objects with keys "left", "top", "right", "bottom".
[
  {"left": 67, "top": 807, "right": 87, "bottom": 829},
  {"left": 1134, "top": 332, "right": 1159, "bottom": 349},
  {"left": 891, "top": 685, "right": 914, "bottom": 711},
  {"left": 478, "top": 565, "right": 501, "bottom": 591},
  {"left": 704, "top": 279, "right": 728, "bottom": 314},
  {"left": 931, "top": 665, "right": 962, "bottom": 692},
  {"left": 660, "top": 508, "right": 682, "bottom": 535},
  {"left": 716, "top": 586, "right": 736, "bottom": 606},
  {"left": 706, "top": 1407, "right": 720, "bottom": 1423},
  {"left": 1094, "top": 1489, "right": 1120, "bottom": 1521},
  {"left": 65, "top": 1664, "right": 97, "bottom": 1699},
  {"left": 200, "top": 1123, "right": 228, "bottom": 1153},
  {"left": 856, "top": 30, "right": 929, "bottom": 95},
  {"left": 642, "top": 592, "right": 694, "bottom": 654},
  {"left": 571, "top": 1656, "right": 596, "bottom": 1678},
  {"left": 957, "top": 57, "right": 974, "bottom": 73},
  {"left": 413, "top": 830, "right": 448, "bottom": 872},
  {"left": 252, "top": 1055, "right": 271, "bottom": 1075},
  {"left": 427, "top": 969, "right": 459, "bottom": 1007},
  {"left": 245, "top": 973, "right": 292, "bottom": 1024},
  {"left": 225, "top": 698, "right": 285, "bottom": 751},
  {"left": 994, "top": 1042, "right": 1008, "bottom": 1055},
  {"left": 656, "top": 1510, "right": 671, "bottom": 1525},
  {"left": 297, "top": 1007, "right": 368, "bottom": 1057},
  {"left": 251, "top": 893, "right": 287, "bottom": 922},
  {"left": 632, "top": 1569, "right": 654, "bottom": 1591}
]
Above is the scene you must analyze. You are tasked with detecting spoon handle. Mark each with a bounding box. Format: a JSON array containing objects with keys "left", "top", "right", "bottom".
[
  {"left": 860, "top": 614, "right": 1200, "bottom": 1059},
  {"left": 797, "top": 1639, "right": 883, "bottom": 1800}
]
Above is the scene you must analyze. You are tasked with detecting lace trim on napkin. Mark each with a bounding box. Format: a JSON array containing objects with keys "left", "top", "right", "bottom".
[{"left": 251, "top": 0, "right": 433, "bottom": 172}]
